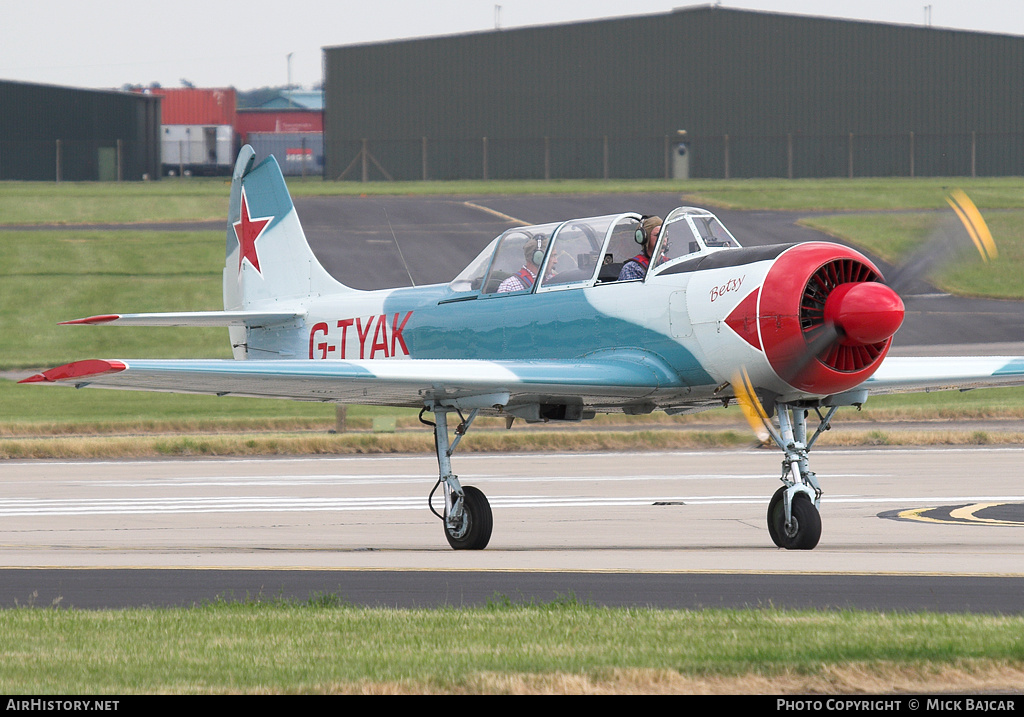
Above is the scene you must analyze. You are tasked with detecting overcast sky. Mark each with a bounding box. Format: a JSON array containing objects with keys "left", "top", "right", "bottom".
[{"left": 1, "top": 1, "right": 1021, "bottom": 91}]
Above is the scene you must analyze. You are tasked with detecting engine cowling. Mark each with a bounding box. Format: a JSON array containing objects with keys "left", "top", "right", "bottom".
[{"left": 728, "top": 243, "right": 905, "bottom": 396}]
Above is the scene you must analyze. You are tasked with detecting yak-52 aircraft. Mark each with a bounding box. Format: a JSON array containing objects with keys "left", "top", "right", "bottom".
[{"left": 22, "top": 145, "right": 1024, "bottom": 550}]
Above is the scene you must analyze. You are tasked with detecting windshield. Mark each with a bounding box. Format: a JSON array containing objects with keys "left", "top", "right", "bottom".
[
  {"left": 649, "top": 207, "right": 742, "bottom": 274},
  {"left": 479, "top": 222, "right": 562, "bottom": 294},
  {"left": 450, "top": 236, "right": 500, "bottom": 292}
]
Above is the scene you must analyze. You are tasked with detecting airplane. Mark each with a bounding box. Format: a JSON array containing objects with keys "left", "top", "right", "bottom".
[{"left": 21, "top": 145, "right": 1024, "bottom": 551}]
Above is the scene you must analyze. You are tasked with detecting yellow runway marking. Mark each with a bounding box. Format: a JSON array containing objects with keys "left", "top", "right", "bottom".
[{"left": 894, "top": 502, "right": 1024, "bottom": 526}]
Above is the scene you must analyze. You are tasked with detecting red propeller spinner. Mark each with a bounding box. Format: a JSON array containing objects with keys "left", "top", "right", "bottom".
[{"left": 727, "top": 243, "right": 905, "bottom": 396}]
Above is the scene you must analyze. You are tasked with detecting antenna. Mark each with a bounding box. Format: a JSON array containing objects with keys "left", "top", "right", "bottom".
[{"left": 384, "top": 207, "right": 416, "bottom": 287}]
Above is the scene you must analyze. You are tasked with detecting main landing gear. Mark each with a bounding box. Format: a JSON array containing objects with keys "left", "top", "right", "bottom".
[
  {"left": 760, "top": 402, "right": 840, "bottom": 551},
  {"left": 420, "top": 406, "right": 493, "bottom": 550}
]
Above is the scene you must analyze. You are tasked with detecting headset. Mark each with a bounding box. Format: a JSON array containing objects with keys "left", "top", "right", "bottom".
[
  {"left": 530, "top": 236, "right": 546, "bottom": 266},
  {"left": 635, "top": 215, "right": 663, "bottom": 258},
  {"left": 634, "top": 215, "right": 651, "bottom": 245}
]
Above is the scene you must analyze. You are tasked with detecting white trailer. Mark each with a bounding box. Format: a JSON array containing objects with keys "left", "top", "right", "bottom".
[{"left": 161, "top": 125, "right": 234, "bottom": 175}]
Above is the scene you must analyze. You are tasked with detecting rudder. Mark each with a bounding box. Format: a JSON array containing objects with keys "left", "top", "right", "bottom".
[{"left": 223, "top": 145, "right": 350, "bottom": 315}]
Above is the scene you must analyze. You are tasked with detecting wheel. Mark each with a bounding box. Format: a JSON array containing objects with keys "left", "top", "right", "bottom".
[
  {"left": 767, "top": 488, "right": 821, "bottom": 550},
  {"left": 444, "top": 485, "right": 493, "bottom": 550},
  {"left": 766, "top": 486, "right": 786, "bottom": 547}
]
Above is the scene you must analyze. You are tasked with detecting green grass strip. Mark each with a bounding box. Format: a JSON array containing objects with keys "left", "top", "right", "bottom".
[{"left": 0, "top": 601, "right": 1020, "bottom": 693}]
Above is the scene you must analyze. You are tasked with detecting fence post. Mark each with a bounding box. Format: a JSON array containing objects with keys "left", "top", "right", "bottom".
[
  {"left": 909, "top": 131, "right": 914, "bottom": 178},
  {"left": 787, "top": 133, "right": 793, "bottom": 179},
  {"left": 664, "top": 135, "right": 670, "bottom": 179},
  {"left": 723, "top": 134, "right": 730, "bottom": 179},
  {"left": 971, "top": 131, "right": 977, "bottom": 178},
  {"left": 848, "top": 133, "right": 854, "bottom": 178},
  {"left": 422, "top": 136, "right": 428, "bottom": 181}
]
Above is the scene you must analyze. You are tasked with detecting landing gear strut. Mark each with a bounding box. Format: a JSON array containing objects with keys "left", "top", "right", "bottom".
[
  {"left": 760, "top": 402, "right": 838, "bottom": 550},
  {"left": 421, "top": 406, "right": 493, "bottom": 550}
]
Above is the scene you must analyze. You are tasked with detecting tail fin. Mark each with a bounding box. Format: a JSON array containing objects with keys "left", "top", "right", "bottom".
[{"left": 223, "top": 145, "right": 350, "bottom": 315}]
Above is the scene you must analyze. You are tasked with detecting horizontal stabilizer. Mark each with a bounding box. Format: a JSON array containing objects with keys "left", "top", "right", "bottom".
[{"left": 59, "top": 311, "right": 305, "bottom": 328}]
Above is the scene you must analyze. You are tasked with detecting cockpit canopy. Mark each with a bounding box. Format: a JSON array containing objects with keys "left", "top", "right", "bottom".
[{"left": 449, "top": 207, "right": 741, "bottom": 294}]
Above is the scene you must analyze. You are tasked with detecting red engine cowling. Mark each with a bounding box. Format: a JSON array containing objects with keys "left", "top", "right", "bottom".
[{"left": 749, "top": 243, "right": 904, "bottom": 396}]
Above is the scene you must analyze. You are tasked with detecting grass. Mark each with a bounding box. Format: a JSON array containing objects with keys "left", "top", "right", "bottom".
[
  {"left": 5, "top": 175, "right": 1024, "bottom": 224},
  {"left": 0, "top": 599, "right": 1021, "bottom": 694},
  {"left": 0, "top": 179, "right": 231, "bottom": 224},
  {"left": 0, "top": 229, "right": 228, "bottom": 368}
]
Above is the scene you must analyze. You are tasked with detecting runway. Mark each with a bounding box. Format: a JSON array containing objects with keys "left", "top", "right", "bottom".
[{"left": 1, "top": 448, "right": 1022, "bottom": 611}]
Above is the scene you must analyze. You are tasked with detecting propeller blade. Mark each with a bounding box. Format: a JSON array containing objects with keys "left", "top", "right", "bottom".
[
  {"left": 888, "top": 189, "right": 997, "bottom": 294},
  {"left": 947, "top": 189, "right": 997, "bottom": 262},
  {"left": 732, "top": 368, "right": 775, "bottom": 444}
]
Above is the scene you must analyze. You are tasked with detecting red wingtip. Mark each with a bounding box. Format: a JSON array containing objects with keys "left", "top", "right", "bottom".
[
  {"left": 59, "top": 314, "right": 122, "bottom": 325},
  {"left": 17, "top": 360, "right": 127, "bottom": 384}
]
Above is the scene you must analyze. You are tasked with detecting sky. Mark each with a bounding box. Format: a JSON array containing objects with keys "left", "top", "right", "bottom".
[{"left": 1, "top": 1, "right": 1022, "bottom": 92}]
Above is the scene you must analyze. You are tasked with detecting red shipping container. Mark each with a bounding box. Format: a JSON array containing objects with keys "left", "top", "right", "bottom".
[
  {"left": 147, "top": 88, "right": 237, "bottom": 126},
  {"left": 236, "top": 110, "right": 323, "bottom": 142}
]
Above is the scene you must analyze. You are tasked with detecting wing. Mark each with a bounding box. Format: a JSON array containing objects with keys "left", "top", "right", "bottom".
[
  {"left": 19, "top": 352, "right": 691, "bottom": 413},
  {"left": 864, "top": 356, "right": 1024, "bottom": 395}
]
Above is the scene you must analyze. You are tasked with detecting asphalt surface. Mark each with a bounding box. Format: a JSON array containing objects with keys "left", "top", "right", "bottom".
[
  {"left": 3, "top": 569, "right": 1022, "bottom": 613},
  {"left": 3, "top": 449, "right": 1024, "bottom": 612}
]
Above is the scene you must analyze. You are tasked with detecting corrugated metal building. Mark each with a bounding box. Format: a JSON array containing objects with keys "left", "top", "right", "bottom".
[
  {"left": 0, "top": 80, "right": 160, "bottom": 181},
  {"left": 323, "top": 6, "right": 1024, "bottom": 179}
]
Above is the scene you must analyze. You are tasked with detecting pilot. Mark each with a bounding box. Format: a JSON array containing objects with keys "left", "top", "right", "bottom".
[
  {"left": 497, "top": 236, "right": 550, "bottom": 292},
  {"left": 617, "top": 215, "right": 663, "bottom": 281}
]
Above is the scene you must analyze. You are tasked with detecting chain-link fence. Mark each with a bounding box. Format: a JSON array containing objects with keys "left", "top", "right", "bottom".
[{"left": 327, "top": 132, "right": 1024, "bottom": 181}]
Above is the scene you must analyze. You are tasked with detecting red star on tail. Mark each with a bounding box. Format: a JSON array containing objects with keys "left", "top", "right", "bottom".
[{"left": 233, "top": 189, "right": 272, "bottom": 276}]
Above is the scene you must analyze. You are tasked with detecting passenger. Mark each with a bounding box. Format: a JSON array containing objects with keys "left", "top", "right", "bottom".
[
  {"left": 617, "top": 215, "right": 663, "bottom": 281},
  {"left": 497, "top": 236, "right": 549, "bottom": 292}
]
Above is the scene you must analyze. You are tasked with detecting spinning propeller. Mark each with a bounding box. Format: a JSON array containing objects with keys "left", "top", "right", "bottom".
[{"left": 733, "top": 189, "right": 997, "bottom": 441}]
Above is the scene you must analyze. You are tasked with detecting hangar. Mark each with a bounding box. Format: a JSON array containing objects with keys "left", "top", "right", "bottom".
[
  {"left": 0, "top": 80, "right": 160, "bottom": 181},
  {"left": 323, "top": 6, "right": 1024, "bottom": 180}
]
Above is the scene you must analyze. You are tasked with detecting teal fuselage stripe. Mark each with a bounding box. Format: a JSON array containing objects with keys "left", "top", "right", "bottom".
[
  {"left": 381, "top": 285, "right": 714, "bottom": 387},
  {"left": 994, "top": 359, "right": 1024, "bottom": 376}
]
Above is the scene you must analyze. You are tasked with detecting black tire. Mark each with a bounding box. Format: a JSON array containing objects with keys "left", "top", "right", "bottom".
[
  {"left": 766, "top": 486, "right": 786, "bottom": 548},
  {"left": 767, "top": 488, "right": 821, "bottom": 550},
  {"left": 444, "top": 485, "right": 493, "bottom": 550}
]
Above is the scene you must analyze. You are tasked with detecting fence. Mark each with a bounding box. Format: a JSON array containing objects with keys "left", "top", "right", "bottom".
[
  {"left": 0, "top": 139, "right": 158, "bottom": 181},
  {"left": 328, "top": 132, "right": 1024, "bottom": 181}
]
